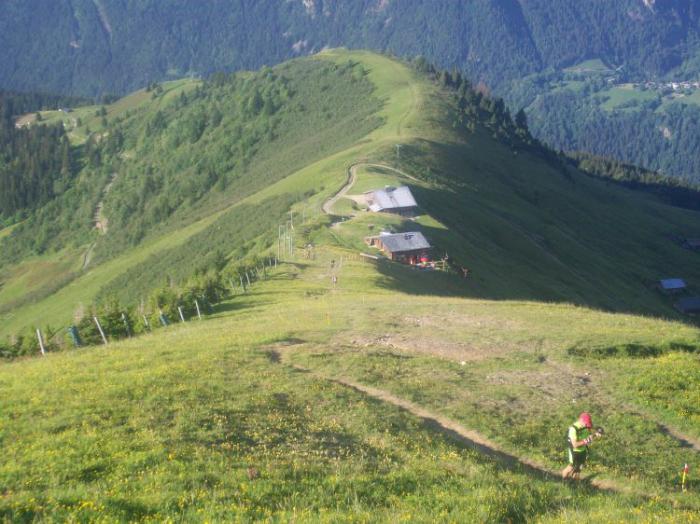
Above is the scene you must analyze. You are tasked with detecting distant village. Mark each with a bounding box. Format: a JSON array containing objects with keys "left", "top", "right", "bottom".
[{"left": 636, "top": 80, "right": 700, "bottom": 93}]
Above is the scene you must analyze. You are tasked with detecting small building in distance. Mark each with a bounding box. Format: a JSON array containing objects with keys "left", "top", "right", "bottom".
[
  {"left": 675, "top": 296, "right": 700, "bottom": 315},
  {"left": 365, "top": 186, "right": 418, "bottom": 216},
  {"left": 658, "top": 278, "right": 687, "bottom": 294},
  {"left": 682, "top": 238, "right": 700, "bottom": 251},
  {"left": 365, "top": 231, "right": 431, "bottom": 265}
]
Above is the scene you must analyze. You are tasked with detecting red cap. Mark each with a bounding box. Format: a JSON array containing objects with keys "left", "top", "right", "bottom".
[{"left": 579, "top": 412, "right": 593, "bottom": 428}]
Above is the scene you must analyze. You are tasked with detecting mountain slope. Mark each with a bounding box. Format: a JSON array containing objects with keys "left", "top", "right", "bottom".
[
  {"left": 1, "top": 50, "right": 699, "bottom": 337},
  {"left": 3, "top": 1, "right": 699, "bottom": 96},
  {"left": 4, "top": 1, "right": 700, "bottom": 181},
  {"left": 0, "top": 50, "right": 699, "bottom": 521}
]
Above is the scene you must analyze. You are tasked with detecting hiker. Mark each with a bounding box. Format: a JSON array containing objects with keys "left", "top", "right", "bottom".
[{"left": 562, "top": 412, "right": 598, "bottom": 480}]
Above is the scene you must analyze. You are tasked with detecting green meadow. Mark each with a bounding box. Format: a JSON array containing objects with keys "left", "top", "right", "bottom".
[{"left": 1, "top": 251, "right": 698, "bottom": 521}]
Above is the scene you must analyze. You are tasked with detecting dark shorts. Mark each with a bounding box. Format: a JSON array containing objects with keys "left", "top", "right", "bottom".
[{"left": 568, "top": 449, "right": 587, "bottom": 471}]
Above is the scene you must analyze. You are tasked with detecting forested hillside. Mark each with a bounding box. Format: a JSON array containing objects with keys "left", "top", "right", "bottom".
[
  {"left": 3, "top": 0, "right": 700, "bottom": 181},
  {"left": 3, "top": 0, "right": 698, "bottom": 96},
  {"left": 0, "top": 93, "right": 85, "bottom": 223},
  {"left": 0, "top": 58, "right": 381, "bottom": 269}
]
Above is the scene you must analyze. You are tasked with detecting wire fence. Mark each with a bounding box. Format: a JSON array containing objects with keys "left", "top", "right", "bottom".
[{"left": 1, "top": 256, "right": 280, "bottom": 360}]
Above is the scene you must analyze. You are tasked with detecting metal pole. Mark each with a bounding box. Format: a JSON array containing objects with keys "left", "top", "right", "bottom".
[
  {"left": 178, "top": 306, "right": 186, "bottom": 323},
  {"left": 143, "top": 315, "right": 151, "bottom": 331},
  {"left": 94, "top": 316, "right": 108, "bottom": 345},
  {"left": 36, "top": 328, "right": 46, "bottom": 356},
  {"left": 278, "top": 225, "right": 282, "bottom": 260},
  {"left": 195, "top": 300, "right": 202, "bottom": 320}
]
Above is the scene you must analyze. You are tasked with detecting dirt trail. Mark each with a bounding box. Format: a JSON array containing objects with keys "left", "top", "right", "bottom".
[
  {"left": 322, "top": 162, "right": 419, "bottom": 215},
  {"left": 94, "top": 173, "right": 117, "bottom": 234},
  {"left": 81, "top": 241, "right": 96, "bottom": 270},
  {"left": 266, "top": 346, "right": 639, "bottom": 496},
  {"left": 81, "top": 172, "right": 117, "bottom": 269},
  {"left": 322, "top": 164, "right": 358, "bottom": 215}
]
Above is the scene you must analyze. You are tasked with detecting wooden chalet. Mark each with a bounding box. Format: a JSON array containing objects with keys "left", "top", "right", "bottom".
[{"left": 365, "top": 231, "right": 431, "bottom": 265}]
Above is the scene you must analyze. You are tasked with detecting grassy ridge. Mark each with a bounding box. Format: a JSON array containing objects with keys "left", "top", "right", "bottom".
[
  {"left": 2, "top": 50, "right": 700, "bottom": 520},
  {"left": 1, "top": 249, "right": 698, "bottom": 521}
]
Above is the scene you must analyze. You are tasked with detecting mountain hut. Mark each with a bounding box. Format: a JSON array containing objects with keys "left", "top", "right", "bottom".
[
  {"left": 365, "top": 231, "right": 431, "bottom": 265},
  {"left": 364, "top": 186, "right": 418, "bottom": 216}
]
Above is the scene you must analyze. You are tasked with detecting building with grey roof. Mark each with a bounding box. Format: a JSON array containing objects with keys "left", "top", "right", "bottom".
[
  {"left": 659, "top": 278, "right": 687, "bottom": 294},
  {"left": 365, "top": 231, "right": 431, "bottom": 264},
  {"left": 365, "top": 186, "right": 418, "bottom": 216}
]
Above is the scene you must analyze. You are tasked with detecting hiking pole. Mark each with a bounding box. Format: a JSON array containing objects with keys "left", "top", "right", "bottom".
[{"left": 682, "top": 463, "right": 689, "bottom": 493}]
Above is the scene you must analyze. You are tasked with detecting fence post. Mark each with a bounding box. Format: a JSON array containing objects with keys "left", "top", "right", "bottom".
[
  {"left": 67, "top": 325, "right": 81, "bottom": 347},
  {"left": 178, "top": 306, "right": 186, "bottom": 323},
  {"left": 142, "top": 315, "right": 151, "bottom": 331},
  {"left": 195, "top": 300, "right": 202, "bottom": 320},
  {"left": 159, "top": 309, "right": 169, "bottom": 327},
  {"left": 246, "top": 272, "right": 251, "bottom": 287},
  {"left": 121, "top": 313, "right": 132, "bottom": 338},
  {"left": 36, "top": 328, "right": 46, "bottom": 356},
  {"left": 94, "top": 316, "right": 108, "bottom": 345}
]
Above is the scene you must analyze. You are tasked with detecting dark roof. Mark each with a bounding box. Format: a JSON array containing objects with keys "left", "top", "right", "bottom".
[
  {"left": 379, "top": 232, "right": 431, "bottom": 253},
  {"left": 659, "top": 278, "right": 686, "bottom": 290},
  {"left": 675, "top": 296, "right": 700, "bottom": 313}
]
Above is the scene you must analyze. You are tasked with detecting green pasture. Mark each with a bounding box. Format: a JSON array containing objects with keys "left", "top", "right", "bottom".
[
  {"left": 564, "top": 59, "right": 612, "bottom": 74},
  {"left": 599, "top": 85, "right": 658, "bottom": 111},
  {"left": 1, "top": 248, "right": 698, "bottom": 521},
  {"left": 35, "top": 79, "right": 199, "bottom": 145}
]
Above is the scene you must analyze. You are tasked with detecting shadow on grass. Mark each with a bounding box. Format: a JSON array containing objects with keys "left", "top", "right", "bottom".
[
  {"left": 104, "top": 498, "right": 156, "bottom": 521},
  {"left": 367, "top": 191, "right": 698, "bottom": 325},
  {"left": 212, "top": 295, "right": 278, "bottom": 315},
  {"left": 361, "top": 140, "right": 700, "bottom": 324}
]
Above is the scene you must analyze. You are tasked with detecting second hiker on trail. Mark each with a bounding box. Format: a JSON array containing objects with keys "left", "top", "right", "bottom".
[{"left": 562, "top": 412, "right": 604, "bottom": 480}]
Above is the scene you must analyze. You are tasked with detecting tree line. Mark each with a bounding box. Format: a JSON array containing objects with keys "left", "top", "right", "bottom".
[
  {"left": 0, "top": 257, "right": 273, "bottom": 360},
  {"left": 0, "top": 94, "right": 78, "bottom": 221}
]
